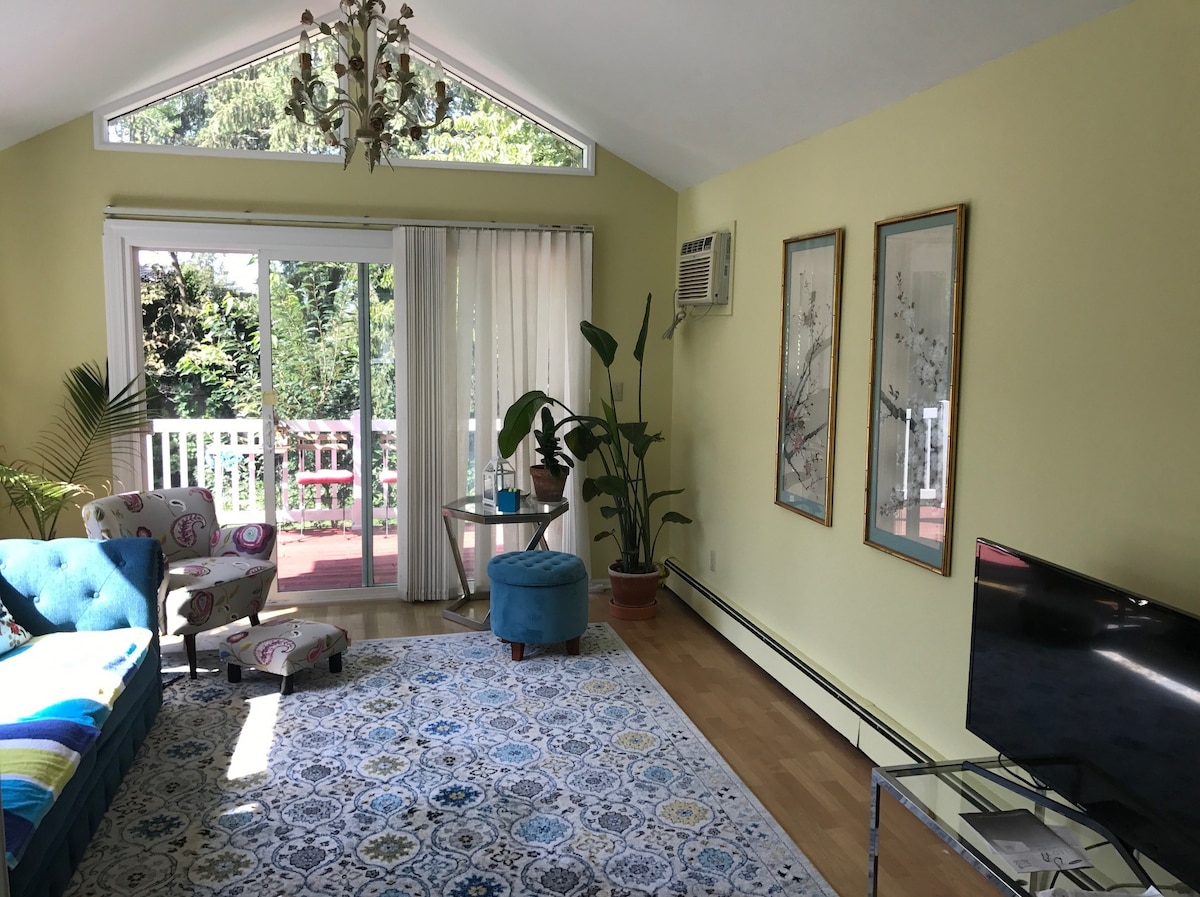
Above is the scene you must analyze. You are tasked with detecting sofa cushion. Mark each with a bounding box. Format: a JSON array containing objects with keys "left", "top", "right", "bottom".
[{"left": 0, "top": 598, "right": 30, "bottom": 656}]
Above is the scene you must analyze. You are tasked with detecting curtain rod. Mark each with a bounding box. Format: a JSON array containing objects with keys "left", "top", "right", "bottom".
[{"left": 104, "top": 206, "right": 593, "bottom": 234}]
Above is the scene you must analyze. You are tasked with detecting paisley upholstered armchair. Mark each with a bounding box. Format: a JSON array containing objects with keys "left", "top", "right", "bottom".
[{"left": 82, "top": 487, "right": 276, "bottom": 677}]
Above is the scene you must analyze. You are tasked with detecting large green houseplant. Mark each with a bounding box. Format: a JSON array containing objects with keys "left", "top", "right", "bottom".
[
  {"left": 498, "top": 293, "right": 691, "bottom": 616},
  {"left": 0, "top": 361, "right": 150, "bottom": 540}
]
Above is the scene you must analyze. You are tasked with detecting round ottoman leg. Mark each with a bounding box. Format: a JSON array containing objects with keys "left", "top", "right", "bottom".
[
  {"left": 566, "top": 636, "right": 581, "bottom": 656},
  {"left": 510, "top": 642, "right": 525, "bottom": 662}
]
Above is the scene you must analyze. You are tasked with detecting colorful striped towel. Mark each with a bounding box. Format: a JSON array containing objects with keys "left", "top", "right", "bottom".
[
  {"left": 0, "top": 628, "right": 152, "bottom": 869},
  {"left": 1, "top": 717, "right": 100, "bottom": 868}
]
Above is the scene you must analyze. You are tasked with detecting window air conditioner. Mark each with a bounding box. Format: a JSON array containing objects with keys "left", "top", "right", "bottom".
[{"left": 677, "top": 231, "right": 731, "bottom": 306}]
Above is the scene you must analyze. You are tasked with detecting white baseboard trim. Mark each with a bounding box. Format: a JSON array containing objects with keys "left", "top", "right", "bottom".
[{"left": 664, "top": 559, "right": 937, "bottom": 768}]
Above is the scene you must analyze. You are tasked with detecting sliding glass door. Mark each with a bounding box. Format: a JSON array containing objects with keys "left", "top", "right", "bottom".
[
  {"left": 267, "top": 258, "right": 398, "bottom": 592},
  {"left": 105, "top": 221, "right": 400, "bottom": 601}
]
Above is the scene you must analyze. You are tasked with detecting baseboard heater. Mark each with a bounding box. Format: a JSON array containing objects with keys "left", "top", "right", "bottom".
[{"left": 664, "top": 559, "right": 932, "bottom": 764}]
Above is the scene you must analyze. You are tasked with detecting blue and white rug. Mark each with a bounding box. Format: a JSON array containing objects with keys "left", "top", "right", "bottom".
[{"left": 67, "top": 624, "right": 837, "bottom": 897}]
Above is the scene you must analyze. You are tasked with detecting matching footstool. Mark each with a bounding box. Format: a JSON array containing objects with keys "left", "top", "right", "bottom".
[
  {"left": 488, "top": 550, "right": 588, "bottom": 661},
  {"left": 220, "top": 618, "right": 350, "bottom": 694}
]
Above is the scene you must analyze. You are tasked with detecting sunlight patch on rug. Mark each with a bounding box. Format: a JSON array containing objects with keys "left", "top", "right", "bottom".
[
  {"left": 226, "top": 692, "right": 281, "bottom": 781},
  {"left": 66, "top": 624, "right": 837, "bottom": 897}
]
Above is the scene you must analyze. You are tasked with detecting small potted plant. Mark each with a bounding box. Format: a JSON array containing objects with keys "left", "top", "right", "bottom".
[{"left": 529, "top": 406, "right": 574, "bottom": 502}]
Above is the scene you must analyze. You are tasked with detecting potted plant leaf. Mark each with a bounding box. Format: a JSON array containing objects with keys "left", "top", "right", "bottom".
[
  {"left": 528, "top": 406, "right": 574, "bottom": 502},
  {"left": 498, "top": 293, "right": 691, "bottom": 619},
  {"left": 0, "top": 361, "right": 151, "bottom": 540}
]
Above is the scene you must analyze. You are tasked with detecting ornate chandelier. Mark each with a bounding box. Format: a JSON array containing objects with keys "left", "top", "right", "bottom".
[{"left": 285, "top": 1, "right": 451, "bottom": 171}]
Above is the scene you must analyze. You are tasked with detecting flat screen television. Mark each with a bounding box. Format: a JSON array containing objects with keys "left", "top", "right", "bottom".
[{"left": 967, "top": 538, "right": 1200, "bottom": 889}]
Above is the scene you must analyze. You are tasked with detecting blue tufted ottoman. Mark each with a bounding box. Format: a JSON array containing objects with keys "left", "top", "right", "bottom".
[{"left": 487, "top": 550, "right": 588, "bottom": 661}]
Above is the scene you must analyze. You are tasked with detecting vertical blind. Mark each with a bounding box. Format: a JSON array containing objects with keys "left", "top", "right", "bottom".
[{"left": 396, "top": 226, "right": 593, "bottom": 601}]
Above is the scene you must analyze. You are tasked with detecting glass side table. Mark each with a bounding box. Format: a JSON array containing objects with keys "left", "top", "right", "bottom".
[
  {"left": 440, "top": 496, "right": 568, "bottom": 630},
  {"left": 869, "top": 759, "right": 1177, "bottom": 897}
]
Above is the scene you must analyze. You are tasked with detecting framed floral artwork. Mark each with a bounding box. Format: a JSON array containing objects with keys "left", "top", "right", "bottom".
[
  {"left": 864, "top": 205, "right": 967, "bottom": 574},
  {"left": 775, "top": 228, "right": 844, "bottom": 525}
]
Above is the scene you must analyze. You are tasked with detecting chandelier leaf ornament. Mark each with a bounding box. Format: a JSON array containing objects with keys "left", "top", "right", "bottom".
[{"left": 285, "top": 0, "right": 451, "bottom": 171}]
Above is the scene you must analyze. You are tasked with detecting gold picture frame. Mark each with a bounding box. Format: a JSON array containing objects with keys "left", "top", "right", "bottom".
[
  {"left": 775, "top": 228, "right": 844, "bottom": 525},
  {"left": 864, "top": 205, "right": 967, "bottom": 574}
]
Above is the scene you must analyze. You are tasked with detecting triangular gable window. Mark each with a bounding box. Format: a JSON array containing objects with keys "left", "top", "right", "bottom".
[
  {"left": 98, "top": 31, "right": 592, "bottom": 174},
  {"left": 107, "top": 39, "right": 341, "bottom": 156}
]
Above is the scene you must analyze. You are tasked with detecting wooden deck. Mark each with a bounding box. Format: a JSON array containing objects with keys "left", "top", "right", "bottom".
[
  {"left": 276, "top": 528, "right": 399, "bottom": 592},
  {"left": 276, "top": 524, "right": 503, "bottom": 592}
]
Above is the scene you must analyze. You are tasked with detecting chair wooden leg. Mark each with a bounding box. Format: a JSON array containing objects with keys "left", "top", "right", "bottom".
[
  {"left": 227, "top": 663, "right": 242, "bottom": 684},
  {"left": 280, "top": 675, "right": 294, "bottom": 696},
  {"left": 510, "top": 642, "right": 525, "bottom": 662},
  {"left": 329, "top": 653, "right": 342, "bottom": 674},
  {"left": 566, "top": 636, "right": 581, "bottom": 656},
  {"left": 185, "top": 634, "right": 198, "bottom": 679},
  {"left": 249, "top": 613, "right": 260, "bottom": 626}
]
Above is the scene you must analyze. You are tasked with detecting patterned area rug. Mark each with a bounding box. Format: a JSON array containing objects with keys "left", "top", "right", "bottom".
[{"left": 67, "top": 624, "right": 836, "bottom": 897}]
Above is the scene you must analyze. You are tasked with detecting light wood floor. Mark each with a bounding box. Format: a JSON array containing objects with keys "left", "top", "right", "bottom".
[{"left": 167, "top": 588, "right": 996, "bottom": 897}]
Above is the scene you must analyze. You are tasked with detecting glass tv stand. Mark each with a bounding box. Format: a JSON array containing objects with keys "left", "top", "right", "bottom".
[{"left": 869, "top": 758, "right": 1183, "bottom": 897}]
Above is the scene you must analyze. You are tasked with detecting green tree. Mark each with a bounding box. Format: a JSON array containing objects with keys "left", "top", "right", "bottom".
[
  {"left": 269, "top": 261, "right": 361, "bottom": 420},
  {"left": 141, "top": 253, "right": 260, "bottom": 419},
  {"left": 111, "top": 40, "right": 582, "bottom": 167},
  {"left": 387, "top": 60, "right": 583, "bottom": 167},
  {"left": 111, "top": 42, "right": 339, "bottom": 155}
]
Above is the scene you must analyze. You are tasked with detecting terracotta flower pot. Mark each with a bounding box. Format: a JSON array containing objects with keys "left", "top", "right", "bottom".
[
  {"left": 608, "top": 562, "right": 663, "bottom": 620},
  {"left": 530, "top": 464, "right": 569, "bottom": 502}
]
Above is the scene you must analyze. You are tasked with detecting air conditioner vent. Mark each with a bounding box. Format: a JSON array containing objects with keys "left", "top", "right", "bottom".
[
  {"left": 676, "top": 231, "right": 731, "bottom": 306},
  {"left": 680, "top": 235, "right": 714, "bottom": 256}
]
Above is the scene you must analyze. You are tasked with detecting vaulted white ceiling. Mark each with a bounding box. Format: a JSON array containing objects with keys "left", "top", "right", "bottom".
[{"left": 1, "top": 0, "right": 1129, "bottom": 190}]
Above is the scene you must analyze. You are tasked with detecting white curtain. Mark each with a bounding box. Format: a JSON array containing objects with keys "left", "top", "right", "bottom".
[
  {"left": 395, "top": 225, "right": 593, "bottom": 601},
  {"left": 394, "top": 226, "right": 459, "bottom": 602},
  {"left": 451, "top": 228, "right": 594, "bottom": 581}
]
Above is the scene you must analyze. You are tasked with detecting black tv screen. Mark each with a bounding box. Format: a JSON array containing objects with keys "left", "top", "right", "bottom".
[{"left": 968, "top": 539, "right": 1200, "bottom": 888}]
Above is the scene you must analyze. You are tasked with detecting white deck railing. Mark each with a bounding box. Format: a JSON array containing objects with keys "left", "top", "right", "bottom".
[{"left": 144, "top": 416, "right": 398, "bottom": 527}]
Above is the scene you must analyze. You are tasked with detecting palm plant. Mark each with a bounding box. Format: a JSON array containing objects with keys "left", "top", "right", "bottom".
[
  {"left": 0, "top": 361, "right": 151, "bottom": 539},
  {"left": 498, "top": 293, "right": 691, "bottom": 574}
]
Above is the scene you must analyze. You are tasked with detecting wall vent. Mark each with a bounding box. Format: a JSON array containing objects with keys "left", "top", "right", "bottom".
[{"left": 677, "top": 231, "right": 731, "bottom": 306}]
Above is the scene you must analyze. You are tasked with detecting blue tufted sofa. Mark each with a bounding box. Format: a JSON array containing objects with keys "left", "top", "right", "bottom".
[{"left": 0, "top": 537, "right": 164, "bottom": 897}]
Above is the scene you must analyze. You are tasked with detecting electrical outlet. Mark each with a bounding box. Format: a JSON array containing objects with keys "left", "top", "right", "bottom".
[
  {"left": 612, "top": 381, "right": 624, "bottom": 402},
  {"left": 709, "top": 549, "right": 716, "bottom": 572}
]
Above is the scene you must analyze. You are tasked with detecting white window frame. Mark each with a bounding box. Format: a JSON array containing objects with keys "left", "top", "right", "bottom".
[
  {"left": 93, "top": 25, "right": 594, "bottom": 177},
  {"left": 102, "top": 218, "right": 396, "bottom": 492}
]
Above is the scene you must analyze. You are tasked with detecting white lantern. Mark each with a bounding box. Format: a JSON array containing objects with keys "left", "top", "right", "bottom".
[{"left": 481, "top": 455, "right": 517, "bottom": 508}]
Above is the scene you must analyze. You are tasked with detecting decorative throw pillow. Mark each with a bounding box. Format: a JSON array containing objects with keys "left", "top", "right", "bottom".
[{"left": 0, "top": 599, "right": 31, "bottom": 656}]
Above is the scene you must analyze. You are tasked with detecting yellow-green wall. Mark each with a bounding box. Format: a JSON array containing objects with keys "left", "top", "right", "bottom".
[
  {"left": 0, "top": 119, "right": 679, "bottom": 567},
  {"left": 3, "top": 0, "right": 1198, "bottom": 764},
  {"left": 672, "top": 0, "right": 1200, "bottom": 760}
]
